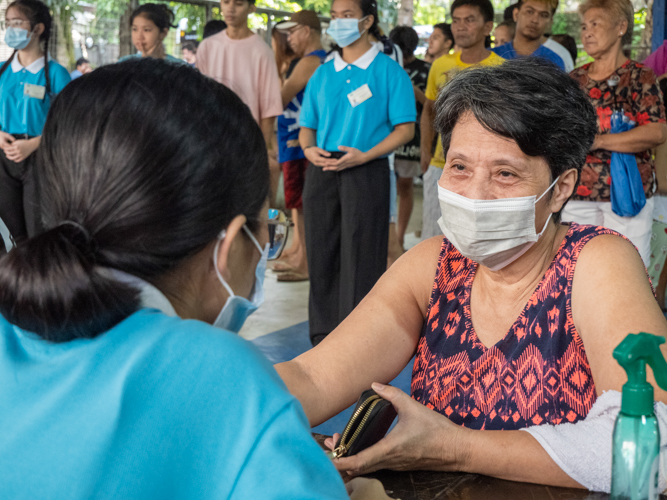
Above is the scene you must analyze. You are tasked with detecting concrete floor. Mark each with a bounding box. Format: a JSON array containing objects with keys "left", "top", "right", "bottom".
[{"left": 239, "top": 182, "right": 424, "bottom": 342}]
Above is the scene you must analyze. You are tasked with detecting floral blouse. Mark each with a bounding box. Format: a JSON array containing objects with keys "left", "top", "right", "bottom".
[{"left": 570, "top": 60, "right": 666, "bottom": 202}]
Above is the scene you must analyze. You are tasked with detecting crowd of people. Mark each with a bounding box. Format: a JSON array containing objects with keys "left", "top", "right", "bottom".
[{"left": 1, "top": 0, "right": 667, "bottom": 497}]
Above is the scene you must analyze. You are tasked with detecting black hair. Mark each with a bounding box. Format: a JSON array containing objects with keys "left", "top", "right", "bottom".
[
  {"left": 451, "top": 0, "right": 495, "bottom": 23},
  {"left": 550, "top": 33, "right": 577, "bottom": 64},
  {"left": 75, "top": 57, "right": 89, "bottom": 67},
  {"left": 130, "top": 3, "right": 176, "bottom": 31},
  {"left": 504, "top": 2, "right": 520, "bottom": 19},
  {"left": 434, "top": 58, "right": 597, "bottom": 221},
  {"left": 0, "top": 59, "right": 269, "bottom": 342},
  {"left": 389, "top": 25, "right": 419, "bottom": 59},
  {"left": 203, "top": 19, "right": 227, "bottom": 39},
  {"left": 0, "top": 0, "right": 52, "bottom": 95},
  {"left": 181, "top": 41, "right": 198, "bottom": 52},
  {"left": 433, "top": 22, "right": 453, "bottom": 43},
  {"left": 329, "top": 0, "right": 385, "bottom": 55}
]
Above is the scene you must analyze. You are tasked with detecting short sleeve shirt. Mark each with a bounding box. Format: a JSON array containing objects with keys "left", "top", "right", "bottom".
[
  {"left": 491, "top": 42, "right": 565, "bottom": 71},
  {"left": 395, "top": 57, "right": 431, "bottom": 162},
  {"left": 300, "top": 45, "right": 416, "bottom": 155},
  {"left": 0, "top": 57, "right": 70, "bottom": 136},
  {"left": 570, "top": 60, "right": 667, "bottom": 202},
  {"left": 0, "top": 310, "right": 348, "bottom": 499},
  {"left": 196, "top": 31, "right": 283, "bottom": 123},
  {"left": 424, "top": 51, "right": 505, "bottom": 168}
]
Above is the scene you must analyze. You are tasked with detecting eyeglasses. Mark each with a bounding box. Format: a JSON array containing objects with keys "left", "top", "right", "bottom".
[
  {"left": 287, "top": 25, "right": 306, "bottom": 36},
  {"left": 1, "top": 19, "right": 30, "bottom": 30},
  {"left": 267, "top": 209, "right": 290, "bottom": 261}
]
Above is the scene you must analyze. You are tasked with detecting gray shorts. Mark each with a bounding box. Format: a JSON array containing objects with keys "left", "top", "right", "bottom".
[{"left": 394, "top": 158, "right": 422, "bottom": 178}]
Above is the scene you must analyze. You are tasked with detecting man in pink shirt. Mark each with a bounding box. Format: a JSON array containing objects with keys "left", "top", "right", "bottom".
[{"left": 197, "top": 0, "right": 283, "bottom": 153}]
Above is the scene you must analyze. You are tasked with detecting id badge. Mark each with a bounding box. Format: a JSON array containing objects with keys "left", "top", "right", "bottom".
[
  {"left": 347, "top": 84, "right": 372, "bottom": 108},
  {"left": 24, "top": 83, "right": 46, "bottom": 99}
]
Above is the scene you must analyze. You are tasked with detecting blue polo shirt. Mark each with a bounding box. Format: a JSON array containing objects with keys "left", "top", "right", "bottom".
[
  {"left": 491, "top": 42, "right": 565, "bottom": 71},
  {"left": 0, "top": 56, "right": 70, "bottom": 137},
  {"left": 0, "top": 309, "right": 348, "bottom": 499},
  {"left": 300, "top": 45, "right": 416, "bottom": 155}
]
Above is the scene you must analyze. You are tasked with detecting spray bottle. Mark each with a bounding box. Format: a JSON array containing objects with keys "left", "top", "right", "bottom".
[{"left": 611, "top": 332, "right": 667, "bottom": 499}]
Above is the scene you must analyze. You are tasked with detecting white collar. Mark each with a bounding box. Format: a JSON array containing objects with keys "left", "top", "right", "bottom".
[
  {"left": 109, "top": 269, "right": 178, "bottom": 317},
  {"left": 11, "top": 54, "right": 48, "bottom": 74},
  {"left": 333, "top": 44, "right": 380, "bottom": 72}
]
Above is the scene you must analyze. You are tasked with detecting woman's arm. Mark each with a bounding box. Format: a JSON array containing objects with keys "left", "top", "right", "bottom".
[
  {"left": 420, "top": 99, "right": 436, "bottom": 174},
  {"left": 413, "top": 84, "right": 426, "bottom": 105},
  {"left": 322, "top": 122, "right": 414, "bottom": 172},
  {"left": 275, "top": 236, "right": 440, "bottom": 425},
  {"left": 593, "top": 122, "right": 667, "bottom": 153}
]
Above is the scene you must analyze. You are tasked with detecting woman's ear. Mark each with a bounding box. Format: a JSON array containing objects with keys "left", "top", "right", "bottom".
[
  {"left": 551, "top": 168, "right": 579, "bottom": 213},
  {"left": 214, "top": 214, "right": 247, "bottom": 282},
  {"left": 33, "top": 22, "right": 45, "bottom": 37},
  {"left": 362, "top": 15, "right": 375, "bottom": 32},
  {"left": 618, "top": 19, "right": 628, "bottom": 37},
  {"left": 159, "top": 27, "right": 169, "bottom": 41}
]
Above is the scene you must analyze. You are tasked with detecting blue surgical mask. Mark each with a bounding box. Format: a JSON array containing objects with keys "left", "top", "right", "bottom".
[
  {"left": 327, "top": 17, "right": 368, "bottom": 48},
  {"left": 213, "top": 225, "right": 269, "bottom": 334},
  {"left": 5, "top": 27, "right": 32, "bottom": 50}
]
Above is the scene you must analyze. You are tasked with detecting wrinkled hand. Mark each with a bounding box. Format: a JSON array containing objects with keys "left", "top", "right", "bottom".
[
  {"left": 346, "top": 477, "right": 392, "bottom": 499},
  {"left": 322, "top": 146, "right": 368, "bottom": 172},
  {"left": 0, "top": 131, "right": 15, "bottom": 150},
  {"left": 3, "top": 138, "right": 37, "bottom": 163},
  {"left": 304, "top": 146, "right": 337, "bottom": 168},
  {"left": 420, "top": 151, "right": 432, "bottom": 174},
  {"left": 325, "top": 383, "right": 465, "bottom": 477}
]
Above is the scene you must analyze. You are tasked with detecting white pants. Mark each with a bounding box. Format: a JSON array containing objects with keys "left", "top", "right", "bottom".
[
  {"left": 561, "top": 199, "right": 654, "bottom": 267},
  {"left": 422, "top": 164, "right": 444, "bottom": 240}
]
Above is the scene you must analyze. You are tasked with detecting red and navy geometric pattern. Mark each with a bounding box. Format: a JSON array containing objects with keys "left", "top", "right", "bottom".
[{"left": 411, "top": 223, "right": 621, "bottom": 430}]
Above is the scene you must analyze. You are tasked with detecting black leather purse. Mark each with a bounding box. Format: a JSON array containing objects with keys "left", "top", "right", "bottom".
[{"left": 328, "top": 389, "right": 397, "bottom": 459}]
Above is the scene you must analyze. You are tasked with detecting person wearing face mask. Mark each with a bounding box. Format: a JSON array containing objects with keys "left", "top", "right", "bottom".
[
  {"left": 299, "top": 0, "right": 416, "bottom": 346},
  {"left": 0, "top": 59, "right": 358, "bottom": 499},
  {"left": 118, "top": 4, "right": 185, "bottom": 64},
  {"left": 0, "top": 0, "right": 70, "bottom": 242},
  {"left": 277, "top": 59, "right": 667, "bottom": 492}
]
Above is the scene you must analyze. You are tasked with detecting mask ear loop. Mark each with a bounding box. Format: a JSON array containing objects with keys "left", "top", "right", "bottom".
[
  {"left": 214, "top": 230, "right": 236, "bottom": 298},
  {"left": 242, "top": 225, "right": 265, "bottom": 255},
  {"left": 535, "top": 176, "right": 560, "bottom": 238}
]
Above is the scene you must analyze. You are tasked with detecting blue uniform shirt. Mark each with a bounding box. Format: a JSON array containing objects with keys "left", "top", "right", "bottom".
[
  {"left": 118, "top": 53, "right": 188, "bottom": 65},
  {"left": 300, "top": 45, "right": 416, "bottom": 155},
  {"left": 0, "top": 56, "right": 70, "bottom": 136},
  {"left": 278, "top": 49, "right": 327, "bottom": 163},
  {"left": 491, "top": 42, "right": 565, "bottom": 71},
  {"left": 0, "top": 309, "right": 348, "bottom": 499}
]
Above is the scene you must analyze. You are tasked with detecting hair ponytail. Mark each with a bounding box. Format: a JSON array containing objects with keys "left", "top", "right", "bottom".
[
  {"left": 0, "top": 225, "right": 140, "bottom": 342},
  {"left": 0, "top": 50, "right": 17, "bottom": 82}
]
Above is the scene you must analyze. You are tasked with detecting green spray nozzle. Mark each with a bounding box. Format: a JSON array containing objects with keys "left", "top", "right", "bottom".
[{"left": 613, "top": 333, "right": 667, "bottom": 416}]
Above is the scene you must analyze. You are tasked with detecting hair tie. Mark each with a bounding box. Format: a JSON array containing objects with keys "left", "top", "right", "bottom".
[{"left": 57, "top": 221, "right": 97, "bottom": 260}]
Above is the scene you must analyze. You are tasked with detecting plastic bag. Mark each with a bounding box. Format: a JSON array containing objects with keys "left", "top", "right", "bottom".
[{"left": 609, "top": 111, "right": 646, "bottom": 217}]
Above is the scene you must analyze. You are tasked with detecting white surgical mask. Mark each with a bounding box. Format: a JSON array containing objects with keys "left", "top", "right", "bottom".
[
  {"left": 437, "top": 177, "right": 559, "bottom": 271},
  {"left": 213, "top": 225, "right": 269, "bottom": 333}
]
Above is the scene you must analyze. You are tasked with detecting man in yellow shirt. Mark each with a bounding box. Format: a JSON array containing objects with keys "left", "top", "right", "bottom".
[{"left": 420, "top": 0, "right": 505, "bottom": 240}]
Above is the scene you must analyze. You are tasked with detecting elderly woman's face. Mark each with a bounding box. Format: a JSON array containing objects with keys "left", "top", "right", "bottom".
[
  {"left": 580, "top": 7, "right": 626, "bottom": 59},
  {"left": 439, "top": 112, "right": 554, "bottom": 205}
]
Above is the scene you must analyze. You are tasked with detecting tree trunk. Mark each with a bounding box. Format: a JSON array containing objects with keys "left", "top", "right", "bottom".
[
  {"left": 52, "top": 6, "right": 75, "bottom": 69},
  {"left": 398, "top": 0, "right": 414, "bottom": 26}
]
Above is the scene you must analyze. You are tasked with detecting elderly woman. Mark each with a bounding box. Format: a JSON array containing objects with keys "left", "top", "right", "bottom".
[
  {"left": 564, "top": 0, "right": 667, "bottom": 266},
  {"left": 276, "top": 58, "right": 667, "bottom": 490}
]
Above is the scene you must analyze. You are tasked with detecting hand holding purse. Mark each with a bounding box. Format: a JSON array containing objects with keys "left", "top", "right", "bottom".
[{"left": 328, "top": 389, "right": 398, "bottom": 459}]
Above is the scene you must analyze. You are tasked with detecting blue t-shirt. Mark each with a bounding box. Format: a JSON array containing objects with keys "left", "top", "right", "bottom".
[
  {"left": 278, "top": 49, "right": 327, "bottom": 163},
  {"left": 118, "top": 53, "right": 188, "bottom": 65},
  {"left": 0, "top": 58, "right": 71, "bottom": 136},
  {"left": 0, "top": 310, "right": 347, "bottom": 499},
  {"left": 300, "top": 47, "right": 416, "bottom": 155},
  {"left": 491, "top": 42, "right": 565, "bottom": 71}
]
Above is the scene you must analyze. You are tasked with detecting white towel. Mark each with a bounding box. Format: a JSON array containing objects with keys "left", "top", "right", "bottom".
[{"left": 520, "top": 391, "right": 667, "bottom": 493}]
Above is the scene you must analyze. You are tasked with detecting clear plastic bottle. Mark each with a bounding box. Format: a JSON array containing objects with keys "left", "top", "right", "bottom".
[{"left": 610, "top": 333, "right": 667, "bottom": 500}]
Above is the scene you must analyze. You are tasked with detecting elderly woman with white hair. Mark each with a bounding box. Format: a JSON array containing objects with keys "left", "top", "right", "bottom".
[{"left": 565, "top": 0, "right": 667, "bottom": 265}]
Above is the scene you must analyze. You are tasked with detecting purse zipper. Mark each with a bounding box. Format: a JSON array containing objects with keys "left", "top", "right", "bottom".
[{"left": 328, "top": 395, "right": 382, "bottom": 459}]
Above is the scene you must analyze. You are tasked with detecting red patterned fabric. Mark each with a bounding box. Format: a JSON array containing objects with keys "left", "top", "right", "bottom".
[{"left": 411, "top": 223, "right": 620, "bottom": 430}]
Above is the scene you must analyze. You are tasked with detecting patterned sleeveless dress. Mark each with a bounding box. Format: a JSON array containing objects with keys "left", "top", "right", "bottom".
[{"left": 411, "top": 223, "right": 622, "bottom": 430}]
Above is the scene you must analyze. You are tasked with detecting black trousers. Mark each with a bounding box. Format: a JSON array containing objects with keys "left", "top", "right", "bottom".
[
  {"left": 0, "top": 145, "right": 39, "bottom": 243},
  {"left": 303, "top": 157, "right": 390, "bottom": 340}
]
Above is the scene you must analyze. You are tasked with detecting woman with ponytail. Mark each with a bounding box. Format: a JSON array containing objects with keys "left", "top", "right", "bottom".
[
  {"left": 0, "top": 59, "right": 351, "bottom": 499},
  {"left": 0, "top": 0, "right": 70, "bottom": 242},
  {"left": 119, "top": 3, "right": 185, "bottom": 63},
  {"left": 298, "top": 0, "right": 416, "bottom": 345}
]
